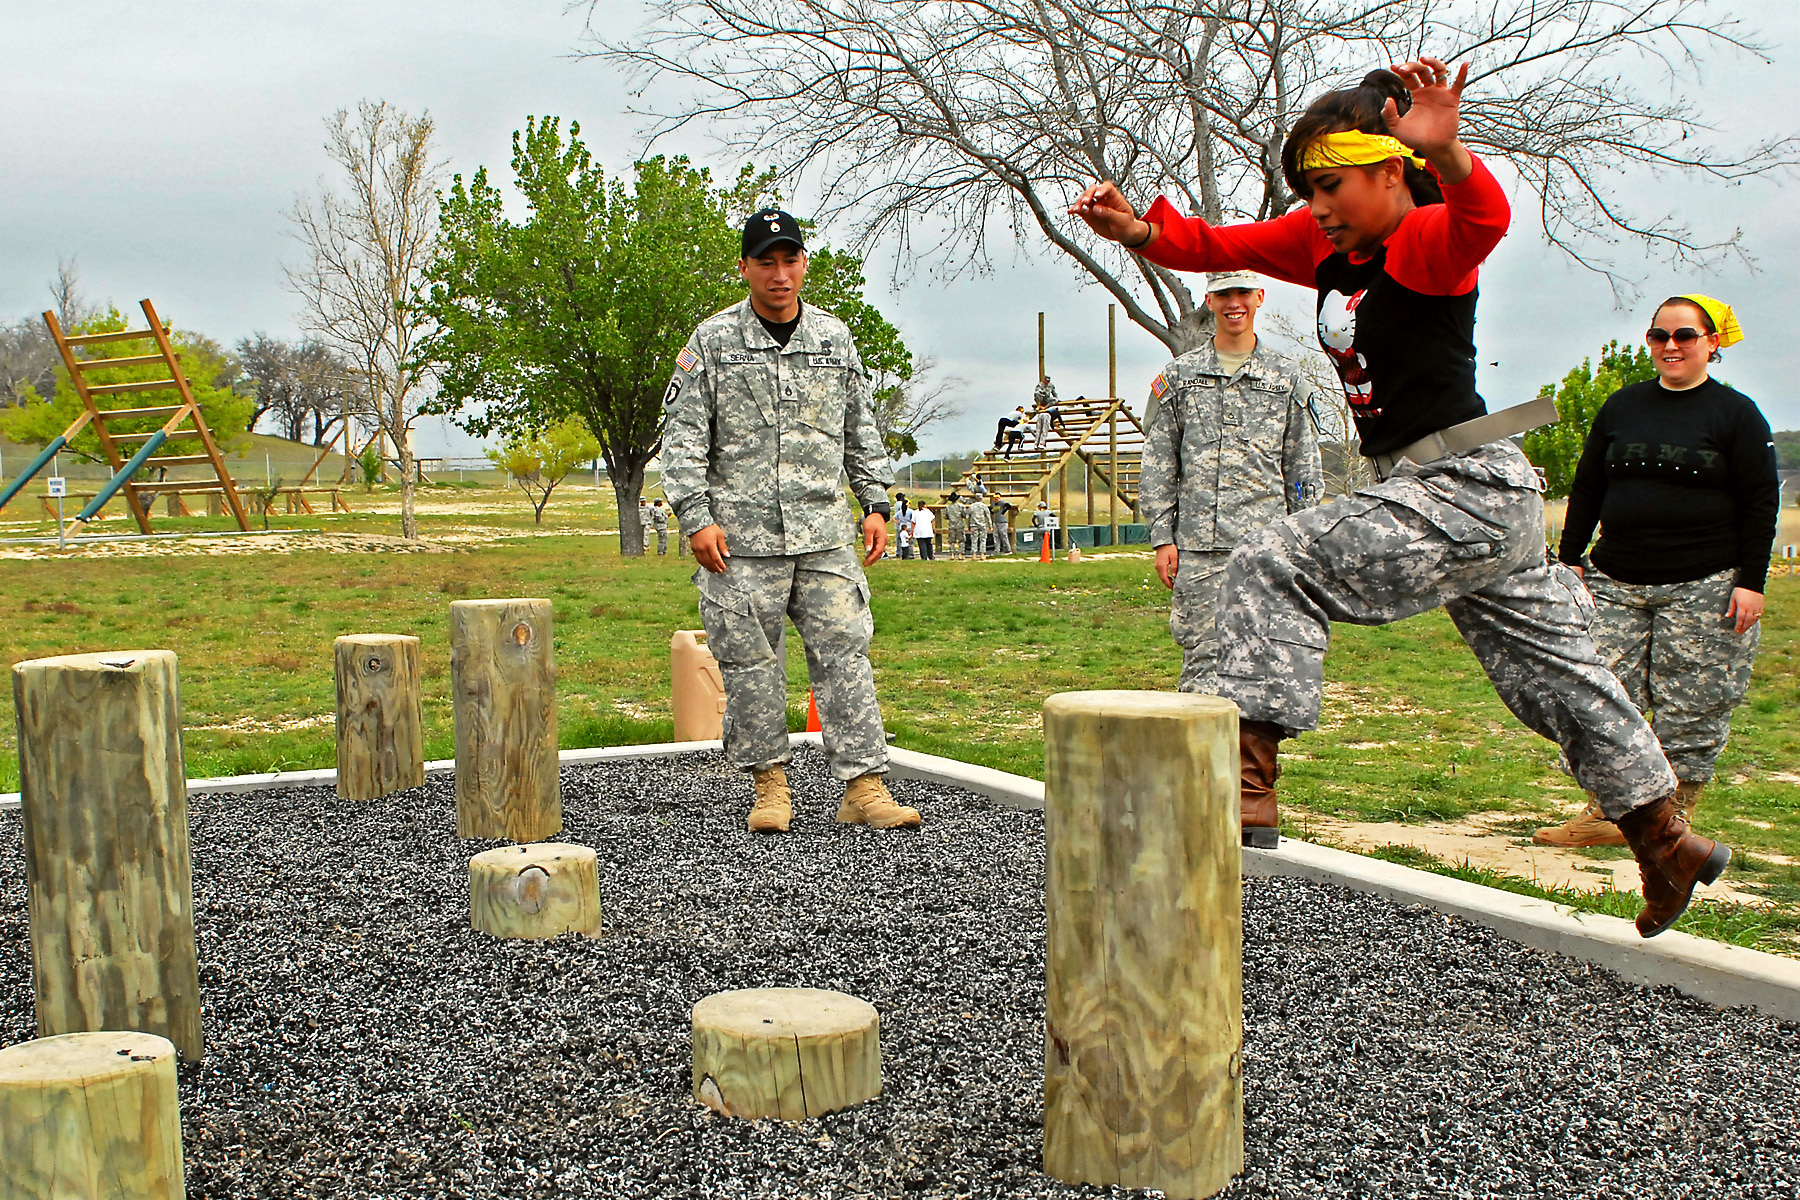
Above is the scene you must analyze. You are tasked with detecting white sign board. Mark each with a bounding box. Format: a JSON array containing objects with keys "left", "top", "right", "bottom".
[
  {"left": 1041, "top": 513, "right": 1060, "bottom": 530},
  {"left": 46, "top": 476, "right": 66, "bottom": 498}
]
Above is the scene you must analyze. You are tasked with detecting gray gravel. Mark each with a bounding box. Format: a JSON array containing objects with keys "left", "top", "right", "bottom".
[{"left": 1, "top": 747, "right": 1796, "bottom": 1199}]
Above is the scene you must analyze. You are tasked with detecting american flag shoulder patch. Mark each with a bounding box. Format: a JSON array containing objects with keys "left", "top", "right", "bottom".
[
  {"left": 676, "top": 346, "right": 699, "bottom": 373},
  {"left": 1150, "top": 373, "right": 1170, "bottom": 400}
]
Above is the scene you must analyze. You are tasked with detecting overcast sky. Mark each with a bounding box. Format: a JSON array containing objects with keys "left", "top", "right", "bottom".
[{"left": 4, "top": 1, "right": 1797, "bottom": 460}]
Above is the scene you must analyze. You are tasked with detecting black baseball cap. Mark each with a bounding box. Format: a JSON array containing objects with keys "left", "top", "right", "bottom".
[{"left": 742, "top": 208, "right": 806, "bottom": 259}]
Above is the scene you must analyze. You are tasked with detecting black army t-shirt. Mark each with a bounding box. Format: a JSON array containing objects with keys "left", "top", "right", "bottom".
[
  {"left": 1558, "top": 377, "right": 1779, "bottom": 592},
  {"left": 757, "top": 303, "right": 802, "bottom": 348}
]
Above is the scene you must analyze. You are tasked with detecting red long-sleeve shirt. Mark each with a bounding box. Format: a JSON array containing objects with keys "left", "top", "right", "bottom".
[{"left": 1135, "top": 157, "right": 1512, "bottom": 456}]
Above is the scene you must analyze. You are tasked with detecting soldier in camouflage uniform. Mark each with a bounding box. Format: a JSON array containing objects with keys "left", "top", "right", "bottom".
[
  {"left": 966, "top": 492, "right": 992, "bottom": 560},
  {"left": 661, "top": 208, "right": 921, "bottom": 834},
  {"left": 649, "top": 499, "right": 670, "bottom": 556},
  {"left": 944, "top": 493, "right": 967, "bottom": 560},
  {"left": 1141, "top": 271, "right": 1323, "bottom": 701}
]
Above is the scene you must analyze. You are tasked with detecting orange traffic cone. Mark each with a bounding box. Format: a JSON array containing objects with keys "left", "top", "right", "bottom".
[
  {"left": 1039, "top": 532, "right": 1052, "bottom": 562},
  {"left": 806, "top": 690, "right": 822, "bottom": 732}
]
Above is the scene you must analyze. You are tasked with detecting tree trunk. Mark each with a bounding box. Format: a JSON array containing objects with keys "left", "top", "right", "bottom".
[
  {"left": 1042, "top": 690, "right": 1242, "bottom": 1199},
  {"left": 11, "top": 651, "right": 205, "bottom": 1063},
  {"left": 691, "top": 988, "right": 881, "bottom": 1120},
  {"left": 398, "top": 441, "right": 418, "bottom": 539},
  {"left": 0, "top": 1031, "right": 186, "bottom": 1199},
  {"left": 334, "top": 634, "right": 425, "bottom": 800},
  {"left": 468, "top": 843, "right": 601, "bottom": 939},
  {"left": 449, "top": 598, "right": 562, "bottom": 841},
  {"left": 612, "top": 467, "right": 645, "bottom": 557}
]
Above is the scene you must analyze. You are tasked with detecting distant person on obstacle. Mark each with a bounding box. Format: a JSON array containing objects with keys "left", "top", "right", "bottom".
[
  {"left": 1535, "top": 294, "right": 1777, "bottom": 848},
  {"left": 996, "top": 405, "right": 1027, "bottom": 456},
  {"left": 661, "top": 208, "right": 921, "bottom": 834},
  {"left": 1070, "top": 57, "right": 1731, "bottom": 935},
  {"left": 1141, "top": 270, "right": 1323, "bottom": 713}
]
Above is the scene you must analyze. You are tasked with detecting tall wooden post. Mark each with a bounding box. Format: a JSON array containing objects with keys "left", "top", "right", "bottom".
[
  {"left": 1038, "top": 311, "right": 1046, "bottom": 383},
  {"left": 1042, "top": 691, "right": 1242, "bottom": 1199},
  {"left": 1057, "top": 461, "right": 1068, "bottom": 546},
  {"left": 1108, "top": 304, "right": 1120, "bottom": 543},
  {"left": 450, "top": 599, "right": 561, "bottom": 841},
  {"left": 11, "top": 651, "right": 204, "bottom": 1062},
  {"left": 0, "top": 1032, "right": 186, "bottom": 1199},
  {"left": 334, "top": 633, "right": 424, "bottom": 800}
]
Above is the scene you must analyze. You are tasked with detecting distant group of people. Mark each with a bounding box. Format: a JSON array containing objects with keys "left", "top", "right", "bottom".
[{"left": 891, "top": 490, "right": 1015, "bottom": 560}]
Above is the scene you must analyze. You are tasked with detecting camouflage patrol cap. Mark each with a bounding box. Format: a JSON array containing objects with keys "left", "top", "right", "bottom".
[
  {"left": 1206, "top": 270, "right": 1262, "bottom": 293},
  {"left": 742, "top": 208, "right": 806, "bottom": 258}
]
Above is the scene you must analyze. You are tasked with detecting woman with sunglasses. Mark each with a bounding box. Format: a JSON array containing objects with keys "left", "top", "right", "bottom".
[
  {"left": 1537, "top": 297, "right": 1779, "bottom": 847},
  {"left": 1070, "top": 58, "right": 1732, "bottom": 937}
]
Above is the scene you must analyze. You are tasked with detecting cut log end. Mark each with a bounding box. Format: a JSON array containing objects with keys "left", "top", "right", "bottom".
[
  {"left": 691, "top": 988, "right": 881, "bottom": 1120},
  {"left": 469, "top": 843, "right": 600, "bottom": 939}
]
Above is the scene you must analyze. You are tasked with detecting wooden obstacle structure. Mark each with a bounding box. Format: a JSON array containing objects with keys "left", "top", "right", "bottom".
[
  {"left": 10, "top": 650, "right": 205, "bottom": 1062},
  {"left": 469, "top": 843, "right": 602, "bottom": 939},
  {"left": 0, "top": 299, "right": 252, "bottom": 533},
  {"left": 1042, "top": 690, "right": 1243, "bottom": 1199},
  {"left": 0, "top": 1032, "right": 186, "bottom": 1199},
  {"left": 450, "top": 598, "right": 562, "bottom": 841},
  {"left": 691, "top": 988, "right": 882, "bottom": 1120},
  {"left": 953, "top": 306, "right": 1144, "bottom": 543},
  {"left": 334, "top": 634, "right": 425, "bottom": 801}
]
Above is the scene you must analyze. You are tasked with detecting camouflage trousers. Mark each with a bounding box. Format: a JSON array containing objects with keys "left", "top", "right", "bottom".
[
  {"left": 1587, "top": 567, "right": 1760, "bottom": 784},
  {"left": 1170, "top": 549, "right": 1232, "bottom": 694},
  {"left": 694, "top": 546, "right": 888, "bottom": 781},
  {"left": 1214, "top": 442, "right": 1676, "bottom": 819},
  {"left": 655, "top": 529, "right": 669, "bottom": 555}
]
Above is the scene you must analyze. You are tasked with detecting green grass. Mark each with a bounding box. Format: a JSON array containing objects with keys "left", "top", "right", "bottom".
[
  {"left": 4, "top": 487, "right": 1799, "bottom": 953},
  {"left": 1365, "top": 843, "right": 1800, "bottom": 951}
]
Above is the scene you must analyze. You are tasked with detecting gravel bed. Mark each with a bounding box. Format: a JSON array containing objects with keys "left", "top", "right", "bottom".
[{"left": 1, "top": 747, "right": 1797, "bottom": 1199}]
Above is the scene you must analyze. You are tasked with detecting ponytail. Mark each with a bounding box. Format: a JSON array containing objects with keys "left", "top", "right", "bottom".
[{"left": 1281, "top": 70, "right": 1445, "bottom": 206}]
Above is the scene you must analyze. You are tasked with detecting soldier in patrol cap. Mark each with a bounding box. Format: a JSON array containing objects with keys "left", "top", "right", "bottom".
[
  {"left": 661, "top": 207, "right": 921, "bottom": 834},
  {"left": 1140, "top": 270, "right": 1323, "bottom": 842}
]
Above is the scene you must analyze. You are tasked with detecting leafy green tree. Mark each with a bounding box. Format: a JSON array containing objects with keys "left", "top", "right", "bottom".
[
  {"left": 487, "top": 416, "right": 602, "bottom": 524},
  {"left": 420, "top": 117, "right": 769, "bottom": 555},
  {"left": 0, "top": 307, "right": 252, "bottom": 464},
  {"left": 1522, "top": 340, "right": 1657, "bottom": 499}
]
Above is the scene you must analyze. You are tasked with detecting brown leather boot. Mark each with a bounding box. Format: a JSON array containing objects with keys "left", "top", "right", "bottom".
[
  {"left": 1617, "top": 792, "right": 1732, "bottom": 938},
  {"left": 836, "top": 774, "right": 922, "bottom": 829},
  {"left": 747, "top": 766, "right": 792, "bottom": 834},
  {"left": 1674, "top": 779, "right": 1704, "bottom": 822},
  {"left": 1240, "top": 719, "right": 1283, "bottom": 850}
]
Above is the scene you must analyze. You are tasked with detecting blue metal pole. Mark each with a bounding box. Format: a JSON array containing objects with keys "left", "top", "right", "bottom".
[
  {"left": 76, "top": 430, "right": 167, "bottom": 522},
  {"left": 0, "top": 436, "right": 66, "bottom": 512}
]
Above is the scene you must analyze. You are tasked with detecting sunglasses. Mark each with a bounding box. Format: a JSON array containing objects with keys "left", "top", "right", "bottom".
[{"left": 1646, "top": 327, "right": 1712, "bottom": 346}]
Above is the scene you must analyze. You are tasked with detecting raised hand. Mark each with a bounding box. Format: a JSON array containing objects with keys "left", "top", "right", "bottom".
[
  {"left": 1068, "top": 181, "right": 1154, "bottom": 247},
  {"left": 1384, "top": 57, "right": 1472, "bottom": 183}
]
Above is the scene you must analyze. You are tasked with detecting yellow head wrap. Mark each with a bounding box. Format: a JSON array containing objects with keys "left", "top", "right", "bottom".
[
  {"left": 1675, "top": 294, "right": 1744, "bottom": 348},
  {"left": 1299, "top": 130, "right": 1426, "bottom": 172}
]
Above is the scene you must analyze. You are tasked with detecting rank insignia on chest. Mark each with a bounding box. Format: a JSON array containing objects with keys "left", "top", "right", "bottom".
[
  {"left": 720, "top": 351, "right": 760, "bottom": 365},
  {"left": 676, "top": 346, "right": 699, "bottom": 372},
  {"left": 1150, "top": 373, "right": 1170, "bottom": 400},
  {"left": 809, "top": 354, "right": 846, "bottom": 368}
]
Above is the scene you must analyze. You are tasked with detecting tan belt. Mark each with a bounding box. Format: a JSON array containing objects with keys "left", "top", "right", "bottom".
[{"left": 1368, "top": 394, "right": 1560, "bottom": 480}]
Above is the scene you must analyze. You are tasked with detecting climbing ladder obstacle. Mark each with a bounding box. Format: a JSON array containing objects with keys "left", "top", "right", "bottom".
[{"left": 0, "top": 298, "right": 251, "bottom": 533}]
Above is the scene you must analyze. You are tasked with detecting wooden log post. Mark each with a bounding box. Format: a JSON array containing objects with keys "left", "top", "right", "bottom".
[
  {"left": 0, "top": 1031, "right": 186, "bottom": 1199},
  {"left": 334, "top": 633, "right": 425, "bottom": 801},
  {"left": 449, "top": 598, "right": 561, "bottom": 841},
  {"left": 1042, "top": 690, "right": 1242, "bottom": 1199},
  {"left": 691, "top": 988, "right": 881, "bottom": 1120},
  {"left": 11, "top": 650, "right": 204, "bottom": 1063},
  {"left": 469, "top": 843, "right": 602, "bottom": 939}
]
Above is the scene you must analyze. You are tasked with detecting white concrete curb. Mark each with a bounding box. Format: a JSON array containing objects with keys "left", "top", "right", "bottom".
[{"left": 6, "top": 736, "right": 1797, "bottom": 1022}]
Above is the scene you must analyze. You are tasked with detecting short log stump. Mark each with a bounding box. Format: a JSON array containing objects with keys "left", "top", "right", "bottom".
[
  {"left": 469, "top": 843, "right": 602, "bottom": 940},
  {"left": 691, "top": 987, "right": 881, "bottom": 1120}
]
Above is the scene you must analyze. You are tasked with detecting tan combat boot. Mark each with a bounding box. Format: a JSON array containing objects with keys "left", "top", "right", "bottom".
[
  {"left": 836, "top": 774, "right": 922, "bottom": 829},
  {"left": 1532, "top": 793, "right": 1626, "bottom": 847},
  {"left": 747, "top": 765, "right": 792, "bottom": 834}
]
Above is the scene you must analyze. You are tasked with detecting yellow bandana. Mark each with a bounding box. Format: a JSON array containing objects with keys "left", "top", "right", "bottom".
[
  {"left": 1300, "top": 130, "right": 1426, "bottom": 172},
  {"left": 1677, "top": 294, "right": 1744, "bottom": 348}
]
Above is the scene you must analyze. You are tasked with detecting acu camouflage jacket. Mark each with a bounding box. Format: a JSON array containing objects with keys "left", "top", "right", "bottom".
[
  {"left": 661, "top": 299, "right": 894, "bottom": 556},
  {"left": 1141, "top": 339, "right": 1324, "bottom": 551}
]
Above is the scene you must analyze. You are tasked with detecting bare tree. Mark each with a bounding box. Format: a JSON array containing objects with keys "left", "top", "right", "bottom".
[
  {"left": 599, "top": 1, "right": 1798, "bottom": 356},
  {"left": 872, "top": 354, "right": 965, "bottom": 459},
  {"left": 286, "top": 100, "right": 443, "bottom": 538},
  {"left": 238, "top": 334, "right": 365, "bottom": 444}
]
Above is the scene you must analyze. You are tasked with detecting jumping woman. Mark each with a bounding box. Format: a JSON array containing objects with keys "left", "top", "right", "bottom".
[{"left": 1070, "top": 57, "right": 1731, "bottom": 937}]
